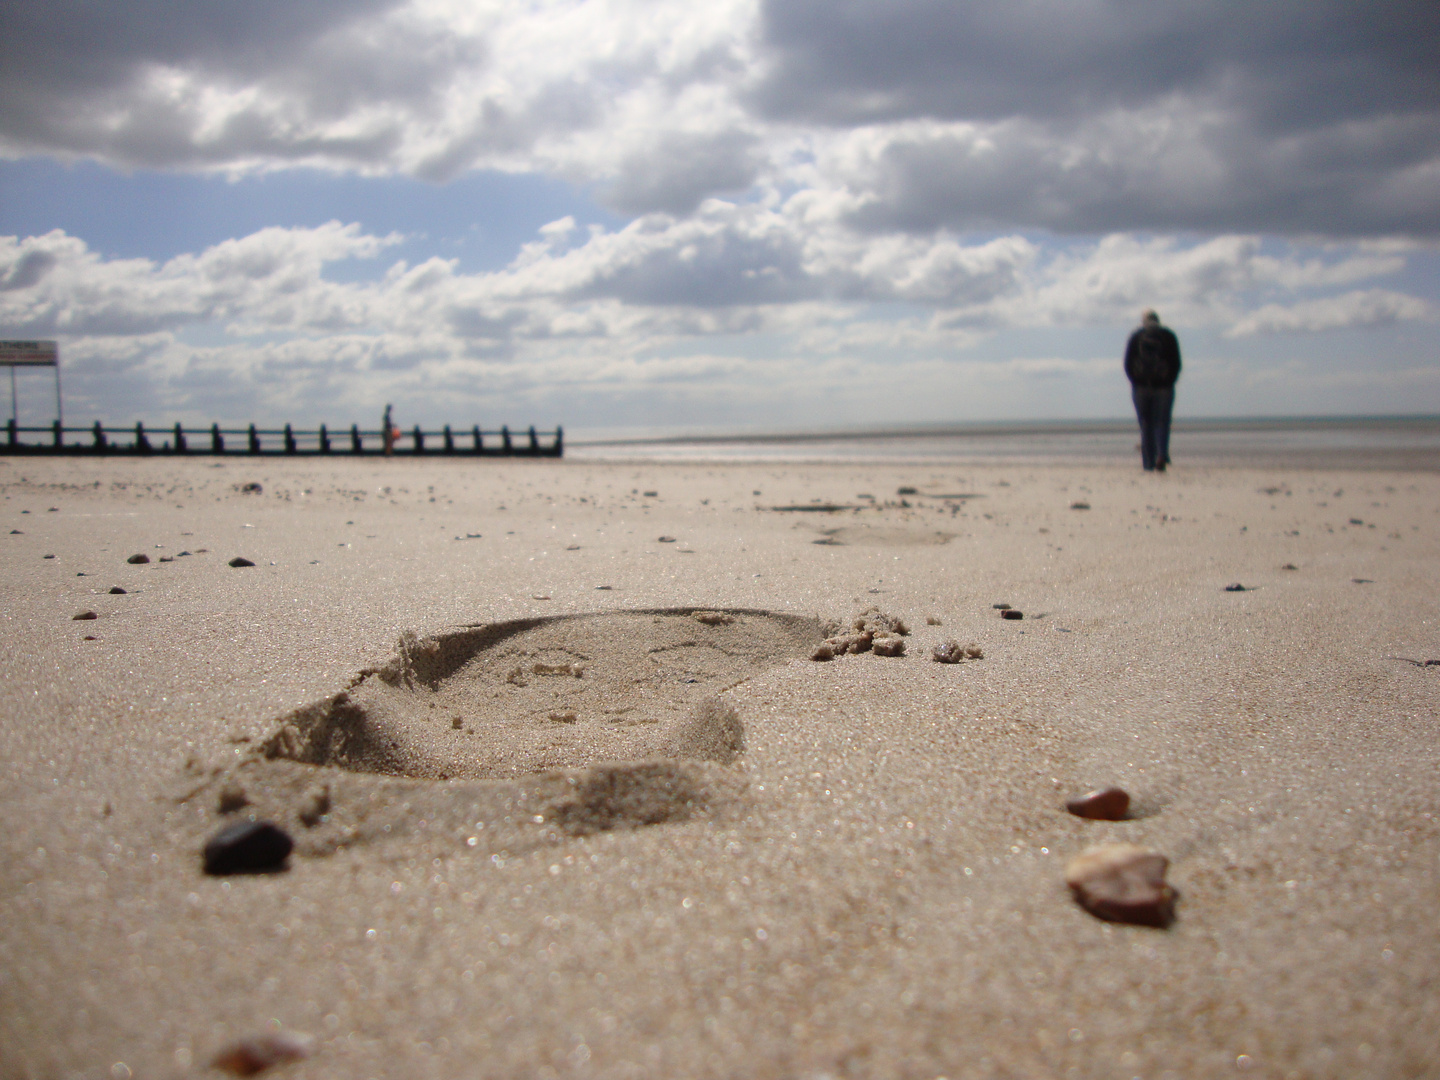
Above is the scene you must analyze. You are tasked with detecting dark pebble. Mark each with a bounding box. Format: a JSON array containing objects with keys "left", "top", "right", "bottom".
[
  {"left": 897, "top": 487, "right": 918, "bottom": 495},
  {"left": 1070, "top": 501, "right": 1090, "bottom": 510},
  {"left": 1224, "top": 583, "right": 1247, "bottom": 592},
  {"left": 127, "top": 553, "right": 150, "bottom": 564},
  {"left": 9, "top": 529, "right": 21, "bottom": 534},
  {"left": 1065, "top": 844, "right": 1176, "bottom": 928},
  {"left": 1065, "top": 786, "right": 1130, "bottom": 820},
  {"left": 229, "top": 557, "right": 256, "bottom": 568},
  {"left": 658, "top": 536, "right": 677, "bottom": 543},
  {"left": 1349, "top": 518, "right": 1363, "bottom": 525},
  {"left": 73, "top": 611, "right": 98, "bottom": 621},
  {"left": 643, "top": 491, "right": 658, "bottom": 497},
  {"left": 1281, "top": 563, "right": 1298, "bottom": 570},
  {"left": 178, "top": 550, "right": 192, "bottom": 556},
  {"left": 1352, "top": 578, "right": 1374, "bottom": 584},
  {"left": 203, "top": 820, "right": 293, "bottom": 875},
  {"left": 43, "top": 553, "right": 55, "bottom": 559},
  {"left": 1001, "top": 609, "right": 1023, "bottom": 620},
  {"left": 993, "top": 603, "right": 1012, "bottom": 610},
  {"left": 109, "top": 586, "right": 127, "bottom": 594},
  {"left": 240, "top": 482, "right": 263, "bottom": 494},
  {"left": 211, "top": 1032, "right": 311, "bottom": 1075}
]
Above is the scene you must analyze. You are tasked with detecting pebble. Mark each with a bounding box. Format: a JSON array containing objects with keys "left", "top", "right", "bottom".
[
  {"left": 109, "top": 586, "right": 127, "bottom": 594},
  {"left": 992, "top": 603, "right": 1011, "bottom": 610},
  {"left": 1281, "top": 563, "right": 1298, "bottom": 570},
  {"left": 926, "top": 615, "right": 942, "bottom": 625},
  {"left": 658, "top": 536, "right": 677, "bottom": 543},
  {"left": 1070, "top": 501, "right": 1091, "bottom": 510},
  {"left": 239, "top": 482, "right": 263, "bottom": 494},
  {"left": 211, "top": 1032, "right": 312, "bottom": 1076},
  {"left": 1065, "top": 786, "right": 1130, "bottom": 820},
  {"left": 229, "top": 557, "right": 256, "bottom": 568},
  {"left": 1001, "top": 609, "right": 1023, "bottom": 620},
  {"left": 127, "top": 554, "right": 150, "bottom": 564},
  {"left": 897, "top": 486, "right": 918, "bottom": 495},
  {"left": 202, "top": 820, "right": 293, "bottom": 875},
  {"left": 1064, "top": 843, "right": 1176, "bottom": 928},
  {"left": 73, "top": 611, "right": 98, "bottom": 621},
  {"left": 1224, "top": 583, "right": 1248, "bottom": 591},
  {"left": 43, "top": 553, "right": 55, "bottom": 559},
  {"left": 9, "top": 529, "right": 21, "bottom": 535}
]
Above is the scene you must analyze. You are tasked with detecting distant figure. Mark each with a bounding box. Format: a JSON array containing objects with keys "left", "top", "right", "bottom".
[
  {"left": 382, "top": 404, "right": 395, "bottom": 456},
  {"left": 1124, "top": 310, "right": 1181, "bottom": 472}
]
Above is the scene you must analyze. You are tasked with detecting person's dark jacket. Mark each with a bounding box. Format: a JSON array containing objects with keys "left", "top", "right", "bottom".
[{"left": 1124, "top": 325, "right": 1182, "bottom": 389}]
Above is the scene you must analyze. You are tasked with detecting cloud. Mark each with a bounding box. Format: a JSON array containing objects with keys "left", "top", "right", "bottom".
[
  {"left": 1225, "top": 289, "right": 1435, "bottom": 337},
  {"left": 1, "top": 0, "right": 1435, "bottom": 235}
]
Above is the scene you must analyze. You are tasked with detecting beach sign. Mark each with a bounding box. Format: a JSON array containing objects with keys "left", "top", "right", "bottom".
[{"left": 0, "top": 340, "right": 59, "bottom": 366}]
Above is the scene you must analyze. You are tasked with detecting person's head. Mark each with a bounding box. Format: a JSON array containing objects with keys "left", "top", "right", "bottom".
[{"left": 1141, "top": 310, "right": 1160, "bottom": 327}]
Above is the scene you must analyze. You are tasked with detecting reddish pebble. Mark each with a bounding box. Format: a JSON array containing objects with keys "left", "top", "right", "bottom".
[
  {"left": 126, "top": 553, "right": 150, "bottom": 564},
  {"left": 211, "top": 1032, "right": 312, "bottom": 1076},
  {"left": 1065, "top": 843, "right": 1176, "bottom": 928},
  {"left": 1065, "top": 786, "right": 1130, "bottom": 820},
  {"left": 1001, "top": 609, "right": 1023, "bottom": 620},
  {"left": 73, "top": 611, "right": 98, "bottom": 621}
]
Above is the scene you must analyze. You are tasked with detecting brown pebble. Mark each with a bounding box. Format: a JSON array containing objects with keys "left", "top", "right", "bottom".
[
  {"left": 211, "top": 1032, "right": 311, "bottom": 1076},
  {"left": 1281, "top": 563, "right": 1298, "bottom": 570},
  {"left": 1065, "top": 843, "right": 1176, "bottom": 928},
  {"left": 1224, "top": 582, "right": 1248, "bottom": 591},
  {"left": 109, "top": 586, "right": 127, "bottom": 594},
  {"left": 82, "top": 634, "right": 98, "bottom": 641},
  {"left": 126, "top": 553, "right": 150, "bottom": 564},
  {"left": 43, "top": 553, "right": 55, "bottom": 559},
  {"left": 1001, "top": 609, "right": 1023, "bottom": 620},
  {"left": 1065, "top": 786, "right": 1130, "bottom": 820},
  {"left": 73, "top": 610, "right": 98, "bottom": 621},
  {"left": 229, "top": 557, "right": 256, "bottom": 568},
  {"left": 657, "top": 535, "right": 677, "bottom": 543}
]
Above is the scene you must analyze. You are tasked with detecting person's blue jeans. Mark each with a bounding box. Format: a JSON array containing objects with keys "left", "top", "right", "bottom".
[{"left": 1131, "top": 386, "right": 1174, "bottom": 470}]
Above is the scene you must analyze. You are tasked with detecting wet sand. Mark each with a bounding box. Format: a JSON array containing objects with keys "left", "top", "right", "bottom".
[{"left": 2, "top": 455, "right": 1438, "bottom": 1080}]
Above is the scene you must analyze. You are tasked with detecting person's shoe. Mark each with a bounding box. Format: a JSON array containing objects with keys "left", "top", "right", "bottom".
[{"left": 1156, "top": 461, "right": 1166, "bottom": 473}]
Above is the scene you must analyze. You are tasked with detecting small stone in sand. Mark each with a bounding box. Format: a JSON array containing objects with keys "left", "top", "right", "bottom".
[
  {"left": 926, "top": 615, "right": 942, "bottom": 625},
  {"left": 1065, "top": 843, "right": 1176, "bottom": 928},
  {"left": 566, "top": 544, "right": 581, "bottom": 550},
  {"left": 871, "top": 632, "right": 906, "bottom": 656},
  {"left": 643, "top": 491, "right": 658, "bottom": 497},
  {"left": 82, "top": 635, "right": 97, "bottom": 641},
  {"left": 897, "top": 486, "right": 918, "bottom": 495},
  {"left": 1224, "top": 583, "right": 1248, "bottom": 592},
  {"left": 109, "top": 586, "right": 127, "bottom": 594},
  {"left": 298, "top": 785, "right": 331, "bottom": 827},
  {"left": 9, "top": 529, "right": 21, "bottom": 535},
  {"left": 202, "top": 820, "right": 293, "bottom": 875},
  {"left": 211, "top": 1032, "right": 312, "bottom": 1076},
  {"left": 43, "top": 553, "right": 55, "bottom": 559},
  {"left": 1001, "top": 609, "right": 1023, "bottom": 620},
  {"left": 451, "top": 716, "right": 463, "bottom": 729},
  {"left": 216, "top": 783, "right": 250, "bottom": 814},
  {"left": 1281, "top": 563, "right": 1298, "bottom": 570},
  {"left": 595, "top": 584, "right": 613, "bottom": 590},
  {"left": 1352, "top": 578, "right": 1374, "bottom": 584},
  {"left": 1071, "top": 501, "right": 1091, "bottom": 510},
  {"left": 238, "top": 482, "right": 263, "bottom": 494},
  {"left": 992, "top": 603, "right": 1011, "bottom": 610},
  {"left": 1065, "top": 786, "right": 1130, "bottom": 820},
  {"left": 229, "top": 557, "right": 256, "bottom": 568},
  {"left": 931, "top": 640, "right": 982, "bottom": 663},
  {"left": 127, "top": 553, "right": 150, "bottom": 564},
  {"left": 658, "top": 536, "right": 676, "bottom": 543},
  {"left": 73, "top": 610, "right": 98, "bottom": 621}
]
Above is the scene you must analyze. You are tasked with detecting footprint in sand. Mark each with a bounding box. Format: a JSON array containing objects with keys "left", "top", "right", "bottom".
[{"left": 205, "top": 610, "right": 820, "bottom": 850}]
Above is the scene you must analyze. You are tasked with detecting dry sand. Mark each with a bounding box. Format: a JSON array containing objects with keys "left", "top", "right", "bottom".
[{"left": 2, "top": 454, "right": 1438, "bottom": 1080}]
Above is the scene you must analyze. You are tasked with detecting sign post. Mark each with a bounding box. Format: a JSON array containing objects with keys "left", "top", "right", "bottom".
[{"left": 0, "top": 341, "right": 61, "bottom": 429}]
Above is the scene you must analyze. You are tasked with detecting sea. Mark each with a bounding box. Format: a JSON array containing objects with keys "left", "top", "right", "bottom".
[{"left": 565, "top": 416, "right": 1440, "bottom": 471}]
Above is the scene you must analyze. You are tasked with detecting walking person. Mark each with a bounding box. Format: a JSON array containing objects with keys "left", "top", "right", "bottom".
[
  {"left": 1124, "top": 310, "right": 1181, "bottom": 472},
  {"left": 382, "top": 403, "right": 395, "bottom": 456}
]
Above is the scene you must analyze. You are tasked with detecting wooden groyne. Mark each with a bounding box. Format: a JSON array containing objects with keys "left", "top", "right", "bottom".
[{"left": 0, "top": 421, "right": 563, "bottom": 457}]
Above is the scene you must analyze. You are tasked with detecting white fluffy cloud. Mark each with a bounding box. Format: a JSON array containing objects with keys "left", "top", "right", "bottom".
[{"left": 3, "top": 0, "right": 1437, "bottom": 234}]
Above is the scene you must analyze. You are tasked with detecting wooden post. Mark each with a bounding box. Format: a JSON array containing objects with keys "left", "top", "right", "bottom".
[
  {"left": 350, "top": 424, "right": 362, "bottom": 453},
  {"left": 94, "top": 421, "right": 107, "bottom": 451},
  {"left": 501, "top": 425, "right": 512, "bottom": 453},
  {"left": 211, "top": 424, "right": 224, "bottom": 453},
  {"left": 319, "top": 424, "right": 330, "bottom": 453},
  {"left": 412, "top": 424, "right": 424, "bottom": 453},
  {"left": 52, "top": 419, "right": 62, "bottom": 448},
  {"left": 528, "top": 425, "right": 539, "bottom": 454},
  {"left": 284, "top": 424, "right": 296, "bottom": 453},
  {"left": 472, "top": 425, "right": 483, "bottom": 453},
  {"left": 443, "top": 424, "right": 454, "bottom": 453},
  {"left": 174, "top": 423, "right": 186, "bottom": 453},
  {"left": 248, "top": 424, "right": 260, "bottom": 454}
]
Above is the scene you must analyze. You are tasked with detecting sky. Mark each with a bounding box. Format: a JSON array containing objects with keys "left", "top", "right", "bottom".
[{"left": 1, "top": 0, "right": 1437, "bottom": 432}]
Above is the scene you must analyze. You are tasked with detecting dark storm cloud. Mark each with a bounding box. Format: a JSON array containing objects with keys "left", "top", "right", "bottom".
[{"left": 757, "top": 0, "right": 1440, "bottom": 236}]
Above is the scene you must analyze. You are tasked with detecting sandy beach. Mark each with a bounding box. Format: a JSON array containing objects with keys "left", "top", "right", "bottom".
[{"left": 3, "top": 451, "right": 1439, "bottom": 1080}]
